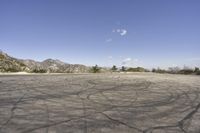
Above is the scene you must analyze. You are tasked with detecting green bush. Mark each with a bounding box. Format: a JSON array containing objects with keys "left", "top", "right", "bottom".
[
  {"left": 5, "top": 68, "right": 19, "bottom": 72},
  {"left": 196, "top": 71, "right": 200, "bottom": 75},
  {"left": 32, "top": 69, "right": 47, "bottom": 73}
]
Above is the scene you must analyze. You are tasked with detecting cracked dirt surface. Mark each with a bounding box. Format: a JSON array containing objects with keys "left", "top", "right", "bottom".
[{"left": 0, "top": 73, "right": 200, "bottom": 133}]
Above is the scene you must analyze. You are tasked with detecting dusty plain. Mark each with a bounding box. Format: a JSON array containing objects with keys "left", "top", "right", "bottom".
[{"left": 0, "top": 73, "right": 200, "bottom": 133}]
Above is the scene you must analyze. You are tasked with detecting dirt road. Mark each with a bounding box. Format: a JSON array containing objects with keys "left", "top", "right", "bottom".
[{"left": 0, "top": 73, "right": 200, "bottom": 133}]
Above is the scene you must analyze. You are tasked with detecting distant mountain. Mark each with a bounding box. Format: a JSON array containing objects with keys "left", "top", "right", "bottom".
[{"left": 0, "top": 50, "right": 89, "bottom": 73}]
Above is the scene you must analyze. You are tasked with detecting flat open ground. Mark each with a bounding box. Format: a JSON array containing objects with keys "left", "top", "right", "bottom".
[{"left": 0, "top": 73, "right": 200, "bottom": 133}]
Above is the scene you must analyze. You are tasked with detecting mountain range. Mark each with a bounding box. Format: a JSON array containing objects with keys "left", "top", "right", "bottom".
[{"left": 0, "top": 50, "right": 90, "bottom": 73}]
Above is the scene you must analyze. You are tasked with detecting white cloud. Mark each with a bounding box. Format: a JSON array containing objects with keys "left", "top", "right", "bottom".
[
  {"left": 106, "top": 28, "right": 128, "bottom": 43},
  {"left": 121, "top": 57, "right": 139, "bottom": 66},
  {"left": 122, "top": 57, "right": 132, "bottom": 66},
  {"left": 120, "top": 29, "right": 127, "bottom": 36},
  {"left": 123, "top": 58, "right": 132, "bottom": 62},
  {"left": 105, "top": 38, "right": 112, "bottom": 43},
  {"left": 112, "top": 29, "right": 128, "bottom": 36},
  {"left": 116, "top": 29, "right": 121, "bottom": 33}
]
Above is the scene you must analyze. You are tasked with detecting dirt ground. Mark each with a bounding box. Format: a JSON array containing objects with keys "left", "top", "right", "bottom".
[{"left": 0, "top": 73, "right": 200, "bottom": 133}]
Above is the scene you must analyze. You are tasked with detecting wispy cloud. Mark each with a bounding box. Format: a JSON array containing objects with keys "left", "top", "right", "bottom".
[
  {"left": 105, "top": 28, "right": 127, "bottom": 43},
  {"left": 105, "top": 38, "right": 112, "bottom": 43},
  {"left": 187, "top": 58, "right": 200, "bottom": 61},
  {"left": 108, "top": 56, "right": 113, "bottom": 59}
]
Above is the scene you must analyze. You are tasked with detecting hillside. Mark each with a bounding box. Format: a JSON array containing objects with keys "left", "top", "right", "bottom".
[{"left": 0, "top": 50, "right": 89, "bottom": 73}]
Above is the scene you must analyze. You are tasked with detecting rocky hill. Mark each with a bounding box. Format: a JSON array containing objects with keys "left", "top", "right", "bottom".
[
  {"left": 0, "top": 51, "right": 29, "bottom": 72},
  {"left": 0, "top": 50, "right": 89, "bottom": 73}
]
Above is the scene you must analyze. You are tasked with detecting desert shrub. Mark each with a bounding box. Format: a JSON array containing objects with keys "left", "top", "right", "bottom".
[
  {"left": 196, "top": 71, "right": 200, "bottom": 75},
  {"left": 168, "top": 67, "right": 181, "bottom": 74},
  {"left": 5, "top": 68, "right": 19, "bottom": 72},
  {"left": 145, "top": 69, "right": 150, "bottom": 72},
  {"left": 32, "top": 69, "right": 47, "bottom": 73},
  {"left": 19, "top": 62, "right": 26, "bottom": 67},
  {"left": 126, "top": 67, "right": 145, "bottom": 72},
  {"left": 152, "top": 68, "right": 167, "bottom": 73},
  {"left": 156, "top": 69, "right": 167, "bottom": 73},
  {"left": 178, "top": 69, "right": 194, "bottom": 75},
  {"left": 0, "top": 54, "right": 5, "bottom": 60},
  {"left": 194, "top": 67, "right": 200, "bottom": 75}
]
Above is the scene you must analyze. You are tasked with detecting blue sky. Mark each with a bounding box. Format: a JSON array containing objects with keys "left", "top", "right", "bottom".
[{"left": 0, "top": 0, "right": 200, "bottom": 68}]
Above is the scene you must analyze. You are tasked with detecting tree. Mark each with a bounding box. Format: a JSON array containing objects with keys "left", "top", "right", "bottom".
[
  {"left": 121, "top": 66, "right": 126, "bottom": 72},
  {"left": 194, "top": 67, "right": 199, "bottom": 72},
  {"left": 91, "top": 65, "right": 100, "bottom": 73},
  {"left": 168, "top": 67, "right": 180, "bottom": 74},
  {"left": 152, "top": 68, "right": 156, "bottom": 72},
  {"left": 111, "top": 65, "right": 117, "bottom": 72},
  {"left": 152, "top": 67, "right": 167, "bottom": 73},
  {"left": 179, "top": 66, "right": 194, "bottom": 74}
]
